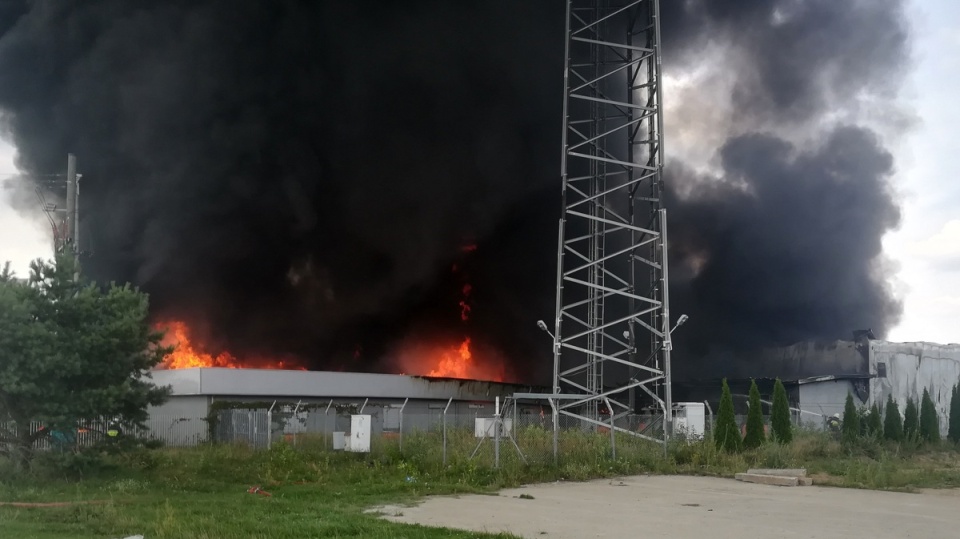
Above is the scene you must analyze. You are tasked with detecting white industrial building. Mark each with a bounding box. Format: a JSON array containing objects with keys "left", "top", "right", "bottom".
[
  {"left": 144, "top": 368, "right": 544, "bottom": 446},
  {"left": 868, "top": 340, "right": 960, "bottom": 435},
  {"left": 760, "top": 339, "right": 960, "bottom": 433},
  {"left": 142, "top": 337, "right": 960, "bottom": 445}
]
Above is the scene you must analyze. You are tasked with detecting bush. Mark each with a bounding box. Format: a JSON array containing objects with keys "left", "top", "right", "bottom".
[
  {"left": 743, "top": 380, "right": 765, "bottom": 449},
  {"left": 866, "top": 404, "right": 883, "bottom": 438},
  {"left": 770, "top": 378, "right": 792, "bottom": 444},
  {"left": 948, "top": 383, "right": 960, "bottom": 444},
  {"left": 883, "top": 394, "right": 904, "bottom": 442},
  {"left": 714, "top": 379, "right": 742, "bottom": 453},
  {"left": 920, "top": 388, "right": 941, "bottom": 443},
  {"left": 842, "top": 393, "right": 860, "bottom": 445},
  {"left": 904, "top": 397, "right": 919, "bottom": 442}
]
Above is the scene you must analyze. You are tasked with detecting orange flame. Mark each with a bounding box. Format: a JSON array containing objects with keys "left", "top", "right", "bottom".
[
  {"left": 394, "top": 336, "right": 507, "bottom": 382},
  {"left": 154, "top": 321, "right": 303, "bottom": 370},
  {"left": 428, "top": 337, "right": 473, "bottom": 378},
  {"left": 390, "top": 242, "right": 509, "bottom": 381}
]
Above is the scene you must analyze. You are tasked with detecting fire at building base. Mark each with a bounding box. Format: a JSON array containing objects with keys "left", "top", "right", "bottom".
[{"left": 140, "top": 329, "right": 960, "bottom": 447}]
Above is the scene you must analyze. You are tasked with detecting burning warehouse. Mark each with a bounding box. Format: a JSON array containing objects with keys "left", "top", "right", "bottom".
[
  {"left": 0, "top": 0, "right": 930, "bottom": 431},
  {"left": 145, "top": 367, "right": 544, "bottom": 447}
]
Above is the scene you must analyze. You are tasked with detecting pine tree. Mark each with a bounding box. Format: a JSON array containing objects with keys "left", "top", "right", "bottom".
[
  {"left": 883, "top": 394, "right": 904, "bottom": 442},
  {"left": 0, "top": 256, "right": 170, "bottom": 468},
  {"left": 866, "top": 403, "right": 883, "bottom": 438},
  {"left": 948, "top": 383, "right": 960, "bottom": 444},
  {"left": 770, "top": 378, "right": 793, "bottom": 444},
  {"left": 743, "top": 379, "right": 765, "bottom": 449},
  {"left": 842, "top": 393, "right": 860, "bottom": 444},
  {"left": 714, "top": 379, "right": 742, "bottom": 453},
  {"left": 903, "top": 397, "right": 920, "bottom": 442},
  {"left": 920, "top": 388, "right": 941, "bottom": 443}
]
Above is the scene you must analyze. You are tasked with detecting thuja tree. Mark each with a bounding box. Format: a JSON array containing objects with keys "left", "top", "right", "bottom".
[
  {"left": 0, "top": 257, "right": 170, "bottom": 467},
  {"left": 866, "top": 403, "right": 883, "bottom": 438},
  {"left": 743, "top": 379, "right": 765, "bottom": 449},
  {"left": 919, "top": 388, "right": 941, "bottom": 443},
  {"left": 903, "top": 397, "right": 920, "bottom": 442},
  {"left": 715, "top": 379, "right": 742, "bottom": 453},
  {"left": 883, "top": 394, "right": 904, "bottom": 442},
  {"left": 841, "top": 393, "right": 860, "bottom": 444},
  {"left": 770, "top": 378, "right": 792, "bottom": 444},
  {"left": 949, "top": 383, "right": 960, "bottom": 444}
]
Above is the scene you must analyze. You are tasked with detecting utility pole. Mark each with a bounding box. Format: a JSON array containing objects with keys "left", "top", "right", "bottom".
[{"left": 65, "top": 153, "right": 79, "bottom": 280}]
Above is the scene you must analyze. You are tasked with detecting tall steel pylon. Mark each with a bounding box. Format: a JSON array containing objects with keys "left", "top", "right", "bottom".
[{"left": 551, "top": 0, "right": 673, "bottom": 440}]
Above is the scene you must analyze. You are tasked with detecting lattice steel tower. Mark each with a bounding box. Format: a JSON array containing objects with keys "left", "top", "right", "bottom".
[{"left": 551, "top": 0, "right": 674, "bottom": 440}]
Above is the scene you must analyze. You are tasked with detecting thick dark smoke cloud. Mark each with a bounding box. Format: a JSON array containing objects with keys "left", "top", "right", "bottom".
[
  {"left": 660, "top": 0, "right": 909, "bottom": 378},
  {"left": 667, "top": 128, "right": 902, "bottom": 377},
  {"left": 0, "top": 0, "right": 909, "bottom": 383}
]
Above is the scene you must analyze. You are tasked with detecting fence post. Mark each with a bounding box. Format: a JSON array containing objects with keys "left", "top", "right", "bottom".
[
  {"left": 399, "top": 398, "right": 409, "bottom": 454},
  {"left": 549, "top": 398, "right": 558, "bottom": 465},
  {"left": 324, "top": 399, "right": 334, "bottom": 447},
  {"left": 442, "top": 397, "right": 453, "bottom": 466},
  {"left": 267, "top": 401, "right": 277, "bottom": 450},
  {"left": 494, "top": 397, "right": 500, "bottom": 469},
  {"left": 292, "top": 400, "right": 302, "bottom": 447},
  {"left": 604, "top": 397, "right": 616, "bottom": 460},
  {"left": 703, "top": 400, "right": 713, "bottom": 438}
]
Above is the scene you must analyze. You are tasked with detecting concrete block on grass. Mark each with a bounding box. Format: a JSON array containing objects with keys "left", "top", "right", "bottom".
[
  {"left": 735, "top": 473, "right": 800, "bottom": 487},
  {"left": 747, "top": 468, "right": 807, "bottom": 477}
]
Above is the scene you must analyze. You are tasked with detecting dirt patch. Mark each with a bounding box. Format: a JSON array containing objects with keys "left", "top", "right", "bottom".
[
  {"left": 376, "top": 475, "right": 958, "bottom": 539},
  {"left": 0, "top": 500, "right": 108, "bottom": 508}
]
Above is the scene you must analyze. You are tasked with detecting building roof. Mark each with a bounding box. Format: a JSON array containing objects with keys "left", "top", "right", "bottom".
[{"left": 149, "top": 368, "right": 541, "bottom": 401}]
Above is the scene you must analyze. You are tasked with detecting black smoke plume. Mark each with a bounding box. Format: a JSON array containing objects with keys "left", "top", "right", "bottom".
[{"left": 0, "top": 1, "right": 909, "bottom": 383}]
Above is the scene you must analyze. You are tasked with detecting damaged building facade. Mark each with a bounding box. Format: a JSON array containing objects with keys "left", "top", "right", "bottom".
[
  {"left": 869, "top": 340, "right": 960, "bottom": 434},
  {"left": 676, "top": 335, "right": 960, "bottom": 434}
]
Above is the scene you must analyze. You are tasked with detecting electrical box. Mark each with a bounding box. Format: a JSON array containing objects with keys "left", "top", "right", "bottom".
[
  {"left": 332, "top": 431, "right": 346, "bottom": 450},
  {"left": 673, "top": 402, "right": 706, "bottom": 439},
  {"left": 474, "top": 418, "right": 513, "bottom": 438},
  {"left": 347, "top": 414, "right": 371, "bottom": 453}
]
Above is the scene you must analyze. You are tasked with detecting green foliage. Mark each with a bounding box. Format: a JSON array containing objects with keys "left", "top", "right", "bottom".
[
  {"left": 866, "top": 404, "right": 883, "bottom": 438},
  {"left": 743, "top": 379, "right": 765, "bottom": 449},
  {"left": 919, "top": 388, "right": 940, "bottom": 443},
  {"left": 4, "top": 430, "right": 960, "bottom": 538},
  {"left": 770, "top": 378, "right": 792, "bottom": 444},
  {"left": 857, "top": 407, "right": 870, "bottom": 436},
  {"left": 0, "top": 256, "right": 170, "bottom": 466},
  {"left": 841, "top": 393, "right": 860, "bottom": 445},
  {"left": 714, "top": 379, "right": 742, "bottom": 453},
  {"left": 883, "top": 395, "right": 904, "bottom": 442},
  {"left": 948, "top": 383, "right": 960, "bottom": 444},
  {"left": 903, "top": 397, "right": 920, "bottom": 442}
]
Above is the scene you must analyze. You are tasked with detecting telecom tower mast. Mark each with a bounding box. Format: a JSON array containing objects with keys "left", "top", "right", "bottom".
[{"left": 551, "top": 0, "right": 673, "bottom": 440}]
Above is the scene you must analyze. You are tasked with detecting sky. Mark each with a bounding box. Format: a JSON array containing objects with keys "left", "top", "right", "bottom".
[
  {"left": 0, "top": 0, "right": 958, "bottom": 345},
  {"left": 882, "top": 0, "right": 960, "bottom": 344}
]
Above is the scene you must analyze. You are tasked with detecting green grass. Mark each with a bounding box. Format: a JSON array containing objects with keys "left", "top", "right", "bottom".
[
  {"left": 0, "top": 442, "right": 521, "bottom": 538},
  {"left": 2, "top": 428, "right": 959, "bottom": 538}
]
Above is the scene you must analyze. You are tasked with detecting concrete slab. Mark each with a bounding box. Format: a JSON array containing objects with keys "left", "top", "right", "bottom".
[
  {"left": 747, "top": 468, "right": 807, "bottom": 477},
  {"left": 377, "top": 475, "right": 959, "bottom": 539},
  {"left": 735, "top": 472, "right": 799, "bottom": 486}
]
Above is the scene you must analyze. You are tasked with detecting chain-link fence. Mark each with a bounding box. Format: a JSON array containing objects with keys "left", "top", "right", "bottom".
[
  {"left": 189, "top": 398, "right": 697, "bottom": 467},
  {"left": 1, "top": 413, "right": 208, "bottom": 453},
  {"left": 8, "top": 398, "right": 803, "bottom": 467}
]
